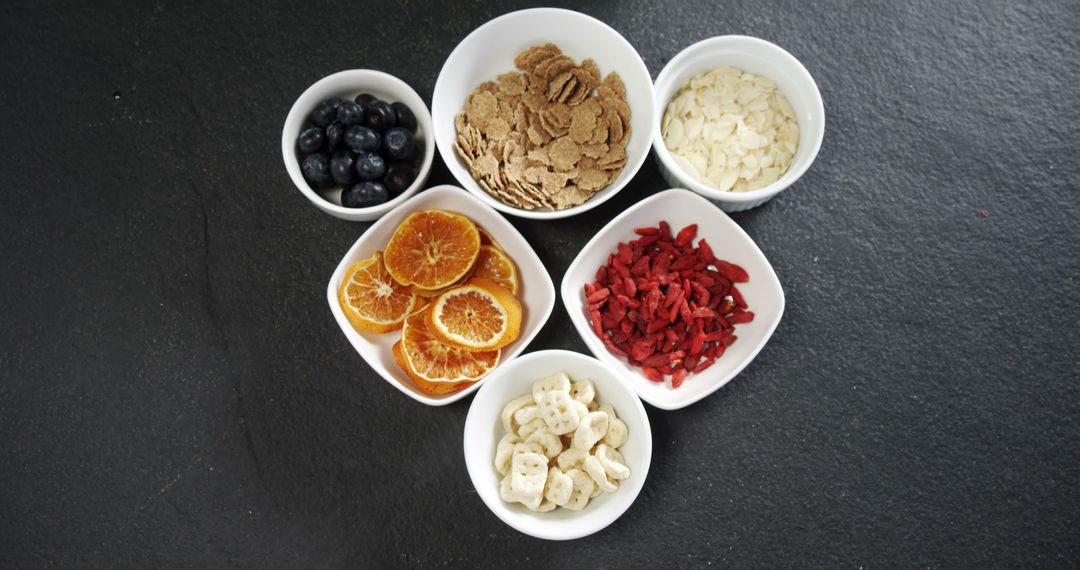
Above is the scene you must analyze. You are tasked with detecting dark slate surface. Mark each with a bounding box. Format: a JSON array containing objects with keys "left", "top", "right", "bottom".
[{"left": 1, "top": 0, "right": 1078, "bottom": 567}]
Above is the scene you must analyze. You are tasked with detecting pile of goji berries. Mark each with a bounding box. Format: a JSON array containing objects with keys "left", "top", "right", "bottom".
[{"left": 584, "top": 221, "right": 754, "bottom": 388}]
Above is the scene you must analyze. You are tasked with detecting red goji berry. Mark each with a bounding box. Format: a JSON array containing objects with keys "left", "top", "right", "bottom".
[
  {"left": 729, "top": 285, "right": 748, "bottom": 309},
  {"left": 604, "top": 339, "right": 628, "bottom": 357},
  {"left": 727, "top": 311, "right": 755, "bottom": 324},
  {"left": 634, "top": 226, "right": 659, "bottom": 236},
  {"left": 674, "top": 224, "right": 698, "bottom": 247},
  {"left": 713, "top": 259, "right": 749, "bottom": 283},
  {"left": 697, "top": 238, "right": 715, "bottom": 264},
  {"left": 671, "top": 368, "right": 688, "bottom": 388},
  {"left": 658, "top": 220, "right": 673, "bottom": 240},
  {"left": 586, "top": 288, "right": 610, "bottom": 304},
  {"left": 693, "top": 358, "right": 716, "bottom": 374}
]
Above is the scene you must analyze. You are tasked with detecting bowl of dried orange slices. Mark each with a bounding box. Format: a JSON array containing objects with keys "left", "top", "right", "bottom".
[{"left": 327, "top": 185, "right": 556, "bottom": 405}]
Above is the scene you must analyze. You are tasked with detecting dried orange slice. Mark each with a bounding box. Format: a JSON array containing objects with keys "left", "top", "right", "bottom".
[
  {"left": 472, "top": 245, "right": 519, "bottom": 295},
  {"left": 392, "top": 340, "right": 475, "bottom": 396},
  {"left": 410, "top": 264, "right": 476, "bottom": 298},
  {"left": 384, "top": 209, "right": 481, "bottom": 290},
  {"left": 337, "top": 252, "right": 420, "bottom": 333},
  {"left": 427, "top": 278, "right": 522, "bottom": 351},
  {"left": 399, "top": 306, "right": 500, "bottom": 387}
]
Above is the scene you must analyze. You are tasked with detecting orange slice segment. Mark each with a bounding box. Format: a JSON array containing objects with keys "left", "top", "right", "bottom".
[
  {"left": 427, "top": 278, "right": 522, "bottom": 351},
  {"left": 392, "top": 340, "right": 475, "bottom": 396},
  {"left": 472, "top": 244, "right": 519, "bottom": 295},
  {"left": 337, "top": 252, "right": 420, "bottom": 333},
  {"left": 384, "top": 209, "right": 481, "bottom": 290},
  {"left": 410, "top": 263, "right": 476, "bottom": 298},
  {"left": 400, "top": 305, "right": 500, "bottom": 384}
]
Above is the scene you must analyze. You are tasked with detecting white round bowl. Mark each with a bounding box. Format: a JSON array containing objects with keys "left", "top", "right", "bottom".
[
  {"left": 463, "top": 350, "right": 652, "bottom": 540},
  {"left": 282, "top": 69, "right": 435, "bottom": 222},
  {"left": 652, "top": 36, "right": 825, "bottom": 212},
  {"left": 432, "top": 8, "right": 655, "bottom": 219}
]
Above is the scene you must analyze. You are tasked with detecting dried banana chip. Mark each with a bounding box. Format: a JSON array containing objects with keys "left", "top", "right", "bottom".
[
  {"left": 563, "top": 468, "right": 596, "bottom": 511},
  {"left": 569, "top": 378, "right": 595, "bottom": 406},
  {"left": 525, "top": 428, "right": 564, "bottom": 459},
  {"left": 537, "top": 390, "right": 583, "bottom": 435},
  {"left": 510, "top": 450, "right": 548, "bottom": 497},
  {"left": 495, "top": 432, "right": 520, "bottom": 476},
  {"left": 532, "top": 372, "right": 571, "bottom": 401},
  {"left": 556, "top": 447, "right": 588, "bottom": 472},
  {"left": 584, "top": 455, "right": 619, "bottom": 493},
  {"left": 572, "top": 411, "right": 610, "bottom": 451},
  {"left": 544, "top": 466, "right": 574, "bottom": 506},
  {"left": 517, "top": 418, "right": 547, "bottom": 439},
  {"left": 501, "top": 394, "right": 535, "bottom": 434},
  {"left": 500, "top": 474, "right": 542, "bottom": 511},
  {"left": 595, "top": 443, "right": 630, "bottom": 480}
]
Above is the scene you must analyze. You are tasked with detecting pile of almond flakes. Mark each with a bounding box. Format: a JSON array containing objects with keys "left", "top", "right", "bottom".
[{"left": 454, "top": 44, "right": 631, "bottom": 210}]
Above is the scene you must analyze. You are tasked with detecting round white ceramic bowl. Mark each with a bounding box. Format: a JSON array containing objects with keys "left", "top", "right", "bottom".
[
  {"left": 652, "top": 36, "right": 825, "bottom": 212},
  {"left": 432, "top": 8, "right": 655, "bottom": 220},
  {"left": 463, "top": 350, "right": 652, "bottom": 540},
  {"left": 282, "top": 69, "right": 435, "bottom": 222}
]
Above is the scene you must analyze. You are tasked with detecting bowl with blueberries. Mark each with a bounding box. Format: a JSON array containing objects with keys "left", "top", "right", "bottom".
[{"left": 282, "top": 69, "right": 435, "bottom": 221}]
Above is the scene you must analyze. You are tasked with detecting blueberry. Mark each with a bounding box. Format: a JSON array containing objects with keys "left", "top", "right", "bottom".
[
  {"left": 310, "top": 97, "right": 342, "bottom": 128},
  {"left": 297, "top": 126, "right": 325, "bottom": 155},
  {"left": 325, "top": 122, "right": 345, "bottom": 151},
  {"left": 354, "top": 93, "right": 376, "bottom": 108},
  {"left": 342, "top": 181, "right": 389, "bottom": 208},
  {"left": 363, "top": 100, "right": 397, "bottom": 132},
  {"left": 354, "top": 152, "right": 386, "bottom": 181},
  {"left": 330, "top": 151, "right": 356, "bottom": 187},
  {"left": 301, "top": 153, "right": 333, "bottom": 189},
  {"left": 383, "top": 163, "right": 416, "bottom": 196},
  {"left": 381, "top": 127, "right": 415, "bottom": 162},
  {"left": 344, "top": 125, "right": 380, "bottom": 153},
  {"left": 391, "top": 102, "right": 417, "bottom": 132},
  {"left": 336, "top": 101, "right": 364, "bottom": 126},
  {"left": 405, "top": 145, "right": 424, "bottom": 170}
]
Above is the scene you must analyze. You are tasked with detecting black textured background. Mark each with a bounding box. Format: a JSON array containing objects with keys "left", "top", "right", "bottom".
[{"left": 2, "top": 1, "right": 1078, "bottom": 567}]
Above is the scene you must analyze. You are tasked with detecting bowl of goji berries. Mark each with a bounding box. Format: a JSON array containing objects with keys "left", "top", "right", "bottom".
[{"left": 560, "top": 188, "right": 785, "bottom": 410}]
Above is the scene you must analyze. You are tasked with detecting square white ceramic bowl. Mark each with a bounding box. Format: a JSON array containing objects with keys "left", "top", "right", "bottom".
[
  {"left": 326, "top": 185, "right": 555, "bottom": 405},
  {"left": 431, "top": 8, "right": 655, "bottom": 219},
  {"left": 463, "top": 350, "right": 652, "bottom": 540},
  {"left": 560, "top": 188, "right": 785, "bottom": 410},
  {"left": 652, "top": 36, "right": 825, "bottom": 212}
]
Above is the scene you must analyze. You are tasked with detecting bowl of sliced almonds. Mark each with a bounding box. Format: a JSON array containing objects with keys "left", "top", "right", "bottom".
[{"left": 652, "top": 35, "right": 825, "bottom": 212}]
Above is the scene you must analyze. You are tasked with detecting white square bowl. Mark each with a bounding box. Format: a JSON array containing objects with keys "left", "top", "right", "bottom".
[
  {"left": 327, "top": 185, "right": 556, "bottom": 406},
  {"left": 463, "top": 350, "right": 652, "bottom": 540},
  {"left": 560, "top": 188, "right": 785, "bottom": 410}
]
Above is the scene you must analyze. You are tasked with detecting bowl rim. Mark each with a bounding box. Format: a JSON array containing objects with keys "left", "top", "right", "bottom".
[
  {"left": 651, "top": 35, "right": 825, "bottom": 203},
  {"left": 462, "top": 349, "right": 653, "bottom": 540},
  {"left": 431, "top": 7, "right": 655, "bottom": 220},
  {"left": 281, "top": 68, "right": 436, "bottom": 218},
  {"left": 324, "top": 184, "right": 556, "bottom": 406},
  {"left": 559, "top": 188, "right": 785, "bottom": 410}
]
